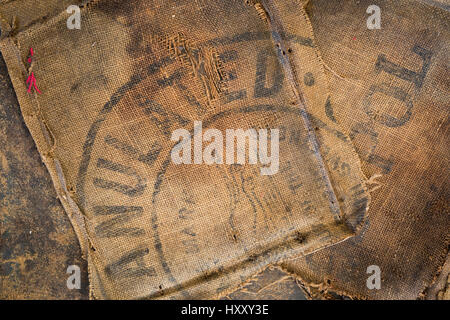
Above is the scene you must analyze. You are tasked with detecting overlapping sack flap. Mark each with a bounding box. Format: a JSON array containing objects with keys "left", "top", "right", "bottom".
[
  {"left": 0, "top": 0, "right": 369, "bottom": 299},
  {"left": 279, "top": 0, "right": 450, "bottom": 300}
]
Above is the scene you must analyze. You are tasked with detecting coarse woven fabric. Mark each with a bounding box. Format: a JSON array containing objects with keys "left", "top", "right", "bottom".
[
  {"left": 1, "top": 0, "right": 448, "bottom": 301},
  {"left": 0, "top": 49, "right": 307, "bottom": 300},
  {"left": 0, "top": 0, "right": 368, "bottom": 299},
  {"left": 280, "top": 0, "right": 449, "bottom": 300}
]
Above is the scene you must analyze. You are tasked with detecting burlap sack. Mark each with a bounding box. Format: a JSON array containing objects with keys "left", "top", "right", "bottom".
[
  {"left": 1, "top": 47, "right": 310, "bottom": 300},
  {"left": 0, "top": 0, "right": 368, "bottom": 299},
  {"left": 280, "top": 0, "right": 449, "bottom": 300}
]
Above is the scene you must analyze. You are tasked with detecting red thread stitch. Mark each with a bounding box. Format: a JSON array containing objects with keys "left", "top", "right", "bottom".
[{"left": 26, "top": 48, "right": 41, "bottom": 94}]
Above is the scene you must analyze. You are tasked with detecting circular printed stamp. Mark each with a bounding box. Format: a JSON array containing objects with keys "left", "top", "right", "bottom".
[{"left": 75, "top": 27, "right": 353, "bottom": 299}]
